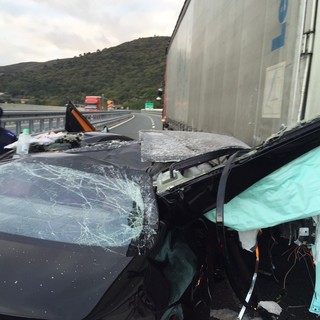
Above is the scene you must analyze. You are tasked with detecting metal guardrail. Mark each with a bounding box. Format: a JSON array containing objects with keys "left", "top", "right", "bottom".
[{"left": 0, "top": 109, "right": 132, "bottom": 135}]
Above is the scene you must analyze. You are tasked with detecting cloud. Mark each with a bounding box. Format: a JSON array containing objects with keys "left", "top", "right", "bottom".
[{"left": 0, "top": 0, "right": 184, "bottom": 66}]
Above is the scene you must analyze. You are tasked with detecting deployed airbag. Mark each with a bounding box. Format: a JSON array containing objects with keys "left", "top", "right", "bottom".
[{"left": 205, "top": 146, "right": 320, "bottom": 231}]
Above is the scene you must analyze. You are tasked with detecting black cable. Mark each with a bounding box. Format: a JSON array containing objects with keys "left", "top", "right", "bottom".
[{"left": 215, "top": 151, "right": 258, "bottom": 311}]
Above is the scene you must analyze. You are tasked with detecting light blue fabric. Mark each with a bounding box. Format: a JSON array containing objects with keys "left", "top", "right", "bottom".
[{"left": 205, "top": 146, "right": 320, "bottom": 232}]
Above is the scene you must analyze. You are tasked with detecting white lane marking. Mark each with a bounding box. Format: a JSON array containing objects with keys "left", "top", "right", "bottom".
[
  {"left": 109, "top": 115, "right": 135, "bottom": 129},
  {"left": 147, "top": 116, "right": 156, "bottom": 129}
]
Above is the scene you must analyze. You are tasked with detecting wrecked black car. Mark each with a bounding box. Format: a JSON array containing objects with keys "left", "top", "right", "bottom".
[{"left": 1, "top": 104, "right": 320, "bottom": 320}]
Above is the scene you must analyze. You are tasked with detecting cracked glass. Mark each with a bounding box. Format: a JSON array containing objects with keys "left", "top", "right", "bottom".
[
  {"left": 139, "top": 130, "right": 250, "bottom": 162},
  {"left": 0, "top": 158, "right": 158, "bottom": 253}
]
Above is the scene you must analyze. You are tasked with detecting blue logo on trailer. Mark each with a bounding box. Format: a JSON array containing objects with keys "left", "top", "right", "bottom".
[{"left": 272, "top": 0, "right": 288, "bottom": 51}]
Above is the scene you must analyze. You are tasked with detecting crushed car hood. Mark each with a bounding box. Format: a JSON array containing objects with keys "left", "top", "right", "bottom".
[{"left": 0, "top": 146, "right": 158, "bottom": 319}]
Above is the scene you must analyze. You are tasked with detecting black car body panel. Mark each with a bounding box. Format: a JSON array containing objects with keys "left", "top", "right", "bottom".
[{"left": 0, "top": 233, "right": 132, "bottom": 319}]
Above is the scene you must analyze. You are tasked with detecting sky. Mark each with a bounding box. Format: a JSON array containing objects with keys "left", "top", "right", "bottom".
[{"left": 0, "top": 0, "right": 184, "bottom": 66}]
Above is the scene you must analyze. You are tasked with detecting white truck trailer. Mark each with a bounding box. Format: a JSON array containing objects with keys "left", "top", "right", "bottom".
[{"left": 163, "top": 0, "right": 320, "bottom": 147}]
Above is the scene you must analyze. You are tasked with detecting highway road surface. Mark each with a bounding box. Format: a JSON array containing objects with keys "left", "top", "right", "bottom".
[{"left": 108, "top": 111, "right": 162, "bottom": 140}]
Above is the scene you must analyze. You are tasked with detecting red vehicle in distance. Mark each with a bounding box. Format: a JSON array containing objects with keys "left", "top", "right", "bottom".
[{"left": 84, "top": 96, "right": 105, "bottom": 110}]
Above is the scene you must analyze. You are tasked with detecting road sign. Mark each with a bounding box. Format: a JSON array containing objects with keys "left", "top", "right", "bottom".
[{"left": 145, "top": 102, "right": 154, "bottom": 109}]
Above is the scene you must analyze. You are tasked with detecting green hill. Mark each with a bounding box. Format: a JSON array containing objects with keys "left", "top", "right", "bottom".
[{"left": 0, "top": 36, "right": 169, "bottom": 109}]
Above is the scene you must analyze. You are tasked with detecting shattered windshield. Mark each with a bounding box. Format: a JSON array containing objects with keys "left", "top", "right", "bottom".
[
  {"left": 0, "top": 158, "right": 158, "bottom": 252},
  {"left": 139, "top": 130, "right": 250, "bottom": 162}
]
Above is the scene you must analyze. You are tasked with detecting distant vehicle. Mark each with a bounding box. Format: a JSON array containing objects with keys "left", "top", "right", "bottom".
[
  {"left": 84, "top": 95, "right": 103, "bottom": 110},
  {"left": 162, "top": 0, "right": 320, "bottom": 147},
  {"left": 84, "top": 96, "right": 109, "bottom": 110},
  {"left": 107, "top": 103, "right": 115, "bottom": 110}
]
